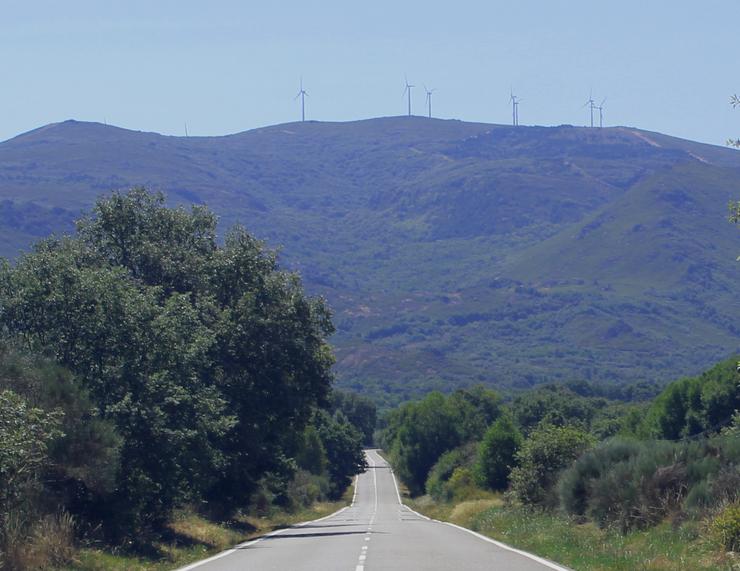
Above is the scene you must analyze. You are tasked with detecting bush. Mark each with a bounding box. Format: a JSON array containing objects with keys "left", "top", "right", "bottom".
[
  {"left": 474, "top": 416, "right": 522, "bottom": 491},
  {"left": 0, "top": 390, "right": 64, "bottom": 565},
  {"left": 445, "top": 467, "right": 479, "bottom": 501},
  {"left": 712, "top": 502, "right": 740, "bottom": 552},
  {"left": 560, "top": 436, "right": 740, "bottom": 532},
  {"left": 426, "top": 443, "right": 477, "bottom": 501},
  {"left": 284, "top": 470, "right": 330, "bottom": 510},
  {"left": 559, "top": 439, "right": 641, "bottom": 517},
  {"left": 509, "top": 424, "right": 594, "bottom": 507}
]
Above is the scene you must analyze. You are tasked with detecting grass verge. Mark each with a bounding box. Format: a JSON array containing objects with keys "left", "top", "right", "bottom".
[
  {"left": 407, "top": 495, "right": 740, "bottom": 571},
  {"left": 58, "top": 486, "right": 354, "bottom": 571}
]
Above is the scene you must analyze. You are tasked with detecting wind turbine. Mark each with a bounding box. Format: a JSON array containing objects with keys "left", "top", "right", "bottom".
[
  {"left": 403, "top": 76, "right": 414, "bottom": 116},
  {"left": 582, "top": 93, "right": 596, "bottom": 128},
  {"left": 510, "top": 90, "right": 521, "bottom": 126},
  {"left": 295, "top": 78, "right": 309, "bottom": 122},
  {"left": 596, "top": 98, "right": 606, "bottom": 128},
  {"left": 424, "top": 85, "right": 435, "bottom": 118}
]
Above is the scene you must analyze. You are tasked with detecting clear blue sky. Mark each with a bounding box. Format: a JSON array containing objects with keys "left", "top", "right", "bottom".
[{"left": 2, "top": 0, "right": 738, "bottom": 145}]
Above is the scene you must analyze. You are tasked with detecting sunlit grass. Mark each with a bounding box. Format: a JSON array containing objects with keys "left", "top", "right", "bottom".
[{"left": 409, "top": 496, "right": 740, "bottom": 571}]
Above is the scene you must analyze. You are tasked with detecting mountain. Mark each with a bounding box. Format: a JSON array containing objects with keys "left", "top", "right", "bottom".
[{"left": 1, "top": 117, "right": 740, "bottom": 405}]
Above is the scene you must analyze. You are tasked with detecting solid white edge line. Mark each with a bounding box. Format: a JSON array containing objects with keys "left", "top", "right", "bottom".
[
  {"left": 381, "top": 450, "right": 573, "bottom": 571},
  {"left": 440, "top": 522, "right": 573, "bottom": 571},
  {"left": 173, "top": 502, "right": 351, "bottom": 571},
  {"left": 351, "top": 472, "right": 359, "bottom": 506}
]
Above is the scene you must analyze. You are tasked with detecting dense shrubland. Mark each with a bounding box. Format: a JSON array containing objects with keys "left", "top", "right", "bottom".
[
  {"left": 0, "top": 190, "right": 370, "bottom": 569},
  {"left": 380, "top": 358, "right": 740, "bottom": 556}
]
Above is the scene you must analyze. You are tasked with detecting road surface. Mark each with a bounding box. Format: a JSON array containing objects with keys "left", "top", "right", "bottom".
[{"left": 177, "top": 449, "right": 570, "bottom": 571}]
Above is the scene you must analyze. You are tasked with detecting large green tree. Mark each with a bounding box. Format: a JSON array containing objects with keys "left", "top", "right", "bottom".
[{"left": 0, "top": 189, "right": 335, "bottom": 534}]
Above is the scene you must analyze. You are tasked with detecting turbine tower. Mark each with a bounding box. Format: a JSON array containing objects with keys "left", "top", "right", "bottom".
[
  {"left": 596, "top": 98, "right": 606, "bottom": 128},
  {"left": 583, "top": 93, "right": 597, "bottom": 128},
  {"left": 403, "top": 76, "right": 414, "bottom": 116},
  {"left": 295, "top": 78, "right": 308, "bottom": 122},
  {"left": 510, "top": 91, "right": 521, "bottom": 126},
  {"left": 424, "top": 85, "right": 435, "bottom": 118}
]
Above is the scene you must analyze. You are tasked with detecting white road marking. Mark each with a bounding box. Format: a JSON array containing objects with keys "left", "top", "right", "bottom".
[
  {"left": 351, "top": 474, "right": 358, "bottom": 507},
  {"left": 379, "top": 450, "right": 573, "bottom": 571},
  {"left": 173, "top": 503, "right": 349, "bottom": 571}
]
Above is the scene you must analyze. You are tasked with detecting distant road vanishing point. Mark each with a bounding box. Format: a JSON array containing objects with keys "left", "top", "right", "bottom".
[{"left": 176, "top": 450, "right": 570, "bottom": 571}]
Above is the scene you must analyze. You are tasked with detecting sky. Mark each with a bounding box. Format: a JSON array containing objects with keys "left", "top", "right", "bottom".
[{"left": 1, "top": 0, "right": 739, "bottom": 145}]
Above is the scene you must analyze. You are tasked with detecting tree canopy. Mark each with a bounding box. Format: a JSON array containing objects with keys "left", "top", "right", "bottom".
[{"left": 0, "top": 188, "right": 341, "bottom": 536}]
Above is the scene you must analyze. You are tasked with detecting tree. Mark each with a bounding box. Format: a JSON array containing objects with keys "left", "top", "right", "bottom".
[
  {"left": 0, "top": 189, "right": 336, "bottom": 534},
  {"left": 315, "top": 410, "right": 367, "bottom": 498},
  {"left": 729, "top": 95, "right": 740, "bottom": 148},
  {"left": 474, "top": 415, "right": 523, "bottom": 491},
  {"left": 389, "top": 392, "right": 463, "bottom": 495},
  {"left": 295, "top": 425, "right": 328, "bottom": 476},
  {"left": 330, "top": 390, "right": 377, "bottom": 446},
  {"left": 641, "top": 357, "right": 740, "bottom": 440}
]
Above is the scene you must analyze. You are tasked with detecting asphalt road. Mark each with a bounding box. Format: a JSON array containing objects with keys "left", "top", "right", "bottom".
[{"left": 177, "top": 449, "right": 570, "bottom": 571}]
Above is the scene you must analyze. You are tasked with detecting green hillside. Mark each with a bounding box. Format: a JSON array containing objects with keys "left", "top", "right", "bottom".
[{"left": 1, "top": 117, "right": 739, "bottom": 404}]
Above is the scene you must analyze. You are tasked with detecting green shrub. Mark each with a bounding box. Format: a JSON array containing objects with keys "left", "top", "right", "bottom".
[
  {"left": 425, "top": 443, "right": 477, "bottom": 501},
  {"left": 560, "top": 437, "right": 740, "bottom": 532},
  {"left": 474, "top": 415, "right": 522, "bottom": 491},
  {"left": 0, "top": 389, "right": 64, "bottom": 568},
  {"left": 711, "top": 502, "right": 740, "bottom": 552},
  {"left": 559, "top": 439, "right": 641, "bottom": 517},
  {"left": 285, "top": 469, "right": 330, "bottom": 510},
  {"left": 446, "top": 467, "right": 479, "bottom": 501},
  {"left": 509, "top": 424, "right": 594, "bottom": 507}
]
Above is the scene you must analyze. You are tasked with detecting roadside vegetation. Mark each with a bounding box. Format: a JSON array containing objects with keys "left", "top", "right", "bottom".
[
  {"left": 0, "top": 189, "right": 372, "bottom": 570},
  {"left": 381, "top": 359, "right": 740, "bottom": 570}
]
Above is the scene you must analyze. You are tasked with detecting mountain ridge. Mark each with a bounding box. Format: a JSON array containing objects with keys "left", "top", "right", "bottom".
[{"left": 1, "top": 116, "right": 739, "bottom": 404}]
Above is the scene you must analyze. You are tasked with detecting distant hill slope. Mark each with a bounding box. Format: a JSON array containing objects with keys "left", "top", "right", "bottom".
[{"left": 1, "top": 117, "right": 740, "bottom": 405}]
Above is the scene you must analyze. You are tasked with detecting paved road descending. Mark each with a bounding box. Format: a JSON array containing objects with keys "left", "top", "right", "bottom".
[{"left": 178, "top": 450, "right": 570, "bottom": 570}]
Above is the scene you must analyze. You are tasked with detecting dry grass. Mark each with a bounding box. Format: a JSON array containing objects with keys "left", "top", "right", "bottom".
[
  {"left": 6, "top": 512, "right": 76, "bottom": 570},
  {"left": 61, "top": 484, "right": 355, "bottom": 571},
  {"left": 448, "top": 498, "right": 503, "bottom": 525}
]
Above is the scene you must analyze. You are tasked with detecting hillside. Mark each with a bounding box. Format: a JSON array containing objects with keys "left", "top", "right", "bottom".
[{"left": 1, "top": 117, "right": 740, "bottom": 404}]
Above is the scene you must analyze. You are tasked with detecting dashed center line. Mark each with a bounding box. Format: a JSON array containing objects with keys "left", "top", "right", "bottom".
[{"left": 354, "top": 460, "right": 379, "bottom": 571}]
